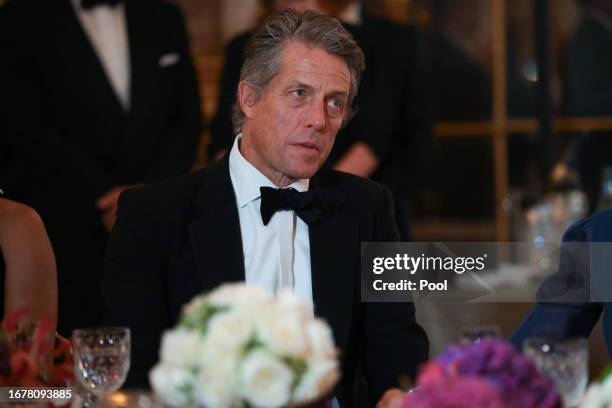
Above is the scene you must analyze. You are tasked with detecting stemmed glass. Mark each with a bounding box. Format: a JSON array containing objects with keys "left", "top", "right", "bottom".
[
  {"left": 523, "top": 337, "right": 588, "bottom": 408},
  {"left": 72, "top": 327, "right": 131, "bottom": 407}
]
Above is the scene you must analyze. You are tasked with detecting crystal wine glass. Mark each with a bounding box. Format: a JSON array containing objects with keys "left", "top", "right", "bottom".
[
  {"left": 523, "top": 337, "right": 588, "bottom": 408},
  {"left": 73, "top": 327, "right": 131, "bottom": 407}
]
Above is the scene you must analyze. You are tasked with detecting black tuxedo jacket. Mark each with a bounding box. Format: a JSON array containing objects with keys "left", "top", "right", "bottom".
[
  {"left": 0, "top": 0, "right": 202, "bottom": 334},
  {"left": 103, "top": 157, "right": 428, "bottom": 405}
]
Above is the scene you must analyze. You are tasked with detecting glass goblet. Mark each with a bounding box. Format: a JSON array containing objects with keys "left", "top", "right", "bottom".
[
  {"left": 523, "top": 337, "right": 588, "bottom": 408},
  {"left": 73, "top": 327, "right": 131, "bottom": 407}
]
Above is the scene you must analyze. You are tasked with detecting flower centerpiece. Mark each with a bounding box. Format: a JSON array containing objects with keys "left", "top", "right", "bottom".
[
  {"left": 0, "top": 309, "right": 73, "bottom": 387},
  {"left": 149, "top": 284, "right": 339, "bottom": 408},
  {"left": 401, "top": 339, "right": 561, "bottom": 408}
]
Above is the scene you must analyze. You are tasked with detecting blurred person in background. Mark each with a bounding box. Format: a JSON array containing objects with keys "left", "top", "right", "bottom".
[
  {"left": 428, "top": 0, "right": 495, "bottom": 220},
  {"left": 428, "top": 0, "right": 534, "bottom": 221},
  {"left": 0, "top": 0, "right": 202, "bottom": 335},
  {"left": 209, "top": 0, "right": 433, "bottom": 240},
  {"left": 511, "top": 207, "right": 612, "bottom": 356},
  {"left": 563, "top": 0, "right": 612, "bottom": 212}
]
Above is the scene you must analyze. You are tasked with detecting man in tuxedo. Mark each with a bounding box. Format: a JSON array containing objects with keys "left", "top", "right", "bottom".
[
  {"left": 104, "top": 10, "right": 428, "bottom": 406},
  {"left": 0, "top": 0, "right": 201, "bottom": 335}
]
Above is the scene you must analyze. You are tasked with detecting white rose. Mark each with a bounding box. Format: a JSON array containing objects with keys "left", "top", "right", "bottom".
[
  {"left": 195, "top": 355, "right": 240, "bottom": 408},
  {"left": 202, "top": 309, "right": 255, "bottom": 358},
  {"left": 293, "top": 358, "right": 340, "bottom": 404},
  {"left": 208, "top": 283, "right": 273, "bottom": 307},
  {"left": 149, "top": 364, "right": 196, "bottom": 407},
  {"left": 240, "top": 350, "right": 294, "bottom": 408},
  {"left": 160, "top": 329, "right": 205, "bottom": 366},
  {"left": 182, "top": 293, "right": 208, "bottom": 315},
  {"left": 256, "top": 306, "right": 308, "bottom": 356},
  {"left": 306, "top": 319, "right": 336, "bottom": 358}
]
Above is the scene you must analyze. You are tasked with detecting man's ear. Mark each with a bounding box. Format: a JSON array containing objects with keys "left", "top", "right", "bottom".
[{"left": 238, "top": 81, "right": 258, "bottom": 119}]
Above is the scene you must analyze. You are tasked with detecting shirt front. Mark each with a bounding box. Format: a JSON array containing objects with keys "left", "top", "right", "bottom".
[
  {"left": 228, "top": 136, "right": 314, "bottom": 308},
  {"left": 71, "top": 0, "right": 131, "bottom": 110}
]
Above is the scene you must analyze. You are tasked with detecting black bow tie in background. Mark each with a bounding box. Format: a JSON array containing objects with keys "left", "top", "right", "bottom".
[
  {"left": 81, "top": 0, "right": 122, "bottom": 10},
  {"left": 259, "top": 187, "right": 342, "bottom": 226}
]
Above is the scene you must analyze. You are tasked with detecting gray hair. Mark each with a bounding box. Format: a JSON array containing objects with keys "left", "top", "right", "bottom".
[{"left": 232, "top": 9, "right": 365, "bottom": 134}]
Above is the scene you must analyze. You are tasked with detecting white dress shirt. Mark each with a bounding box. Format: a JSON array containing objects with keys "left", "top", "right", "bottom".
[
  {"left": 70, "top": 0, "right": 131, "bottom": 110},
  {"left": 229, "top": 136, "right": 314, "bottom": 308}
]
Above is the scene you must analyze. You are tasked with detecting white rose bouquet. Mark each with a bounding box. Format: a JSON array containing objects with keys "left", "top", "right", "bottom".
[{"left": 149, "top": 284, "right": 340, "bottom": 408}]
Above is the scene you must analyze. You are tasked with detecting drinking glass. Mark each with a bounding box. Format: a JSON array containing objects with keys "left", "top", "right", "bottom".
[
  {"left": 73, "top": 327, "right": 131, "bottom": 407},
  {"left": 523, "top": 337, "right": 588, "bottom": 408}
]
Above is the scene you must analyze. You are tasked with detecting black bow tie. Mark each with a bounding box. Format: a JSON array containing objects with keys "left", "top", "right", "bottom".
[
  {"left": 81, "top": 0, "right": 122, "bottom": 10},
  {"left": 259, "top": 187, "right": 342, "bottom": 226}
]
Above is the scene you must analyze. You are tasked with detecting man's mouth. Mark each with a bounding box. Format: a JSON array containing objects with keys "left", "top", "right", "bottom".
[{"left": 292, "top": 141, "right": 320, "bottom": 153}]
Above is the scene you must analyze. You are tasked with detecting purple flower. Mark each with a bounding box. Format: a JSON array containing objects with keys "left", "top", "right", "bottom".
[{"left": 404, "top": 340, "right": 561, "bottom": 408}]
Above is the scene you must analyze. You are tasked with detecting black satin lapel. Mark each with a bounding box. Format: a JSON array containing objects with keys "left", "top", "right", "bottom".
[
  {"left": 52, "top": 0, "right": 125, "bottom": 117},
  {"left": 309, "top": 211, "right": 358, "bottom": 348},
  {"left": 124, "top": 0, "right": 160, "bottom": 118},
  {"left": 188, "top": 157, "right": 245, "bottom": 290}
]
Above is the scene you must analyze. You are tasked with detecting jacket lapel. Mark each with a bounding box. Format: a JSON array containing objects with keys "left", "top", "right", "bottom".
[
  {"left": 52, "top": 0, "right": 126, "bottom": 118},
  {"left": 188, "top": 157, "right": 246, "bottom": 290},
  {"left": 309, "top": 174, "right": 357, "bottom": 348}
]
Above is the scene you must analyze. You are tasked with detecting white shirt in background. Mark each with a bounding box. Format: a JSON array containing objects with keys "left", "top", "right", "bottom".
[{"left": 70, "top": 0, "right": 131, "bottom": 111}]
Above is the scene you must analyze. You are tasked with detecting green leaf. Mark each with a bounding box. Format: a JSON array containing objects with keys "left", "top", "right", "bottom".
[
  {"left": 283, "top": 357, "right": 309, "bottom": 392},
  {"left": 179, "top": 301, "right": 229, "bottom": 335},
  {"left": 599, "top": 364, "right": 612, "bottom": 382}
]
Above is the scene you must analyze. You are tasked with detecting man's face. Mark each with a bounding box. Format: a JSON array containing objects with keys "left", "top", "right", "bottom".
[{"left": 240, "top": 41, "right": 351, "bottom": 185}]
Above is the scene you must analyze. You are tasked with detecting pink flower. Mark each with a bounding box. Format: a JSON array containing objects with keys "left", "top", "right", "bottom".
[
  {"left": 9, "top": 351, "right": 40, "bottom": 386},
  {"left": 402, "top": 377, "right": 504, "bottom": 408},
  {"left": 0, "top": 310, "right": 72, "bottom": 387},
  {"left": 417, "top": 362, "right": 444, "bottom": 387}
]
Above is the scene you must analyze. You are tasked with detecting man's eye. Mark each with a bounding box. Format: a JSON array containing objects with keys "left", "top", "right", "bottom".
[
  {"left": 291, "top": 89, "right": 306, "bottom": 97},
  {"left": 328, "top": 98, "right": 344, "bottom": 110}
]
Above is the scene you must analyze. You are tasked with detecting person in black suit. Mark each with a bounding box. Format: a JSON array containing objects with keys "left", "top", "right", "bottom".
[
  {"left": 0, "top": 0, "right": 202, "bottom": 335},
  {"left": 210, "top": 0, "right": 433, "bottom": 240},
  {"left": 104, "top": 10, "right": 428, "bottom": 406}
]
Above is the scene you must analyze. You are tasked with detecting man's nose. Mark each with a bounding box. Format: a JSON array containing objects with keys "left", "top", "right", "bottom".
[{"left": 306, "top": 99, "right": 326, "bottom": 130}]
